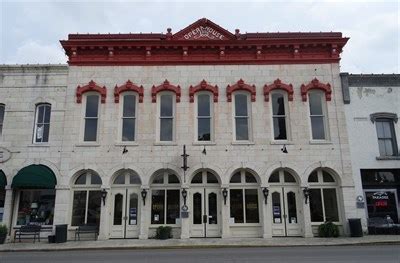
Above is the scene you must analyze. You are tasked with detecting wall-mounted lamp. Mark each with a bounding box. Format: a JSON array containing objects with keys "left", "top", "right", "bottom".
[
  {"left": 101, "top": 189, "right": 108, "bottom": 206},
  {"left": 202, "top": 146, "right": 207, "bottom": 155},
  {"left": 141, "top": 189, "right": 147, "bottom": 206},
  {"left": 303, "top": 187, "right": 310, "bottom": 204},
  {"left": 222, "top": 188, "right": 228, "bottom": 205},
  {"left": 262, "top": 187, "right": 269, "bottom": 204},
  {"left": 122, "top": 146, "right": 128, "bottom": 154},
  {"left": 181, "top": 189, "right": 188, "bottom": 211},
  {"left": 281, "top": 145, "right": 288, "bottom": 154}
]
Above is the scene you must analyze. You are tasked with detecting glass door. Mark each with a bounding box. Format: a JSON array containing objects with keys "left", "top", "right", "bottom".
[
  {"left": 365, "top": 189, "right": 399, "bottom": 224},
  {"left": 271, "top": 187, "right": 301, "bottom": 236}
]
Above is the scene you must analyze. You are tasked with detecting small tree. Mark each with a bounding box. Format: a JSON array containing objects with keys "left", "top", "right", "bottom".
[{"left": 318, "top": 221, "right": 339, "bottom": 237}]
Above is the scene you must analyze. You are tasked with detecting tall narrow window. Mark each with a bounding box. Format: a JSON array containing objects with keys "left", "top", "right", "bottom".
[
  {"left": 159, "top": 94, "right": 174, "bottom": 141},
  {"left": 84, "top": 95, "right": 99, "bottom": 142},
  {"left": 0, "top": 104, "right": 5, "bottom": 138},
  {"left": 309, "top": 90, "right": 327, "bottom": 140},
  {"left": 197, "top": 93, "right": 212, "bottom": 141},
  {"left": 33, "top": 103, "right": 51, "bottom": 143},
  {"left": 234, "top": 93, "right": 250, "bottom": 141},
  {"left": 375, "top": 119, "right": 398, "bottom": 156},
  {"left": 271, "top": 92, "right": 288, "bottom": 140},
  {"left": 122, "top": 94, "right": 136, "bottom": 141}
]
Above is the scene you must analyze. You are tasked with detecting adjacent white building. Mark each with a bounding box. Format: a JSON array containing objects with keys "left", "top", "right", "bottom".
[{"left": 0, "top": 19, "right": 357, "bottom": 241}]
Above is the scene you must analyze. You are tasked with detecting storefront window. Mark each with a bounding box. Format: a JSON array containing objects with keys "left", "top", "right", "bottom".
[{"left": 16, "top": 189, "right": 55, "bottom": 225}]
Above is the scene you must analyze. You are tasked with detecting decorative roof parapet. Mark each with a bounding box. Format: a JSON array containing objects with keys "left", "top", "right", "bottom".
[
  {"left": 189, "top": 80, "right": 219, "bottom": 102},
  {"left": 264, "top": 79, "right": 294, "bottom": 102},
  {"left": 151, "top": 80, "right": 181, "bottom": 103},
  {"left": 300, "top": 78, "right": 332, "bottom": 101},
  {"left": 76, "top": 80, "right": 107, "bottom": 103},
  {"left": 226, "top": 79, "right": 256, "bottom": 102},
  {"left": 114, "top": 80, "right": 144, "bottom": 103}
]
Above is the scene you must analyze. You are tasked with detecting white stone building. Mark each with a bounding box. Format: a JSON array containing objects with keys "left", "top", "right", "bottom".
[
  {"left": 341, "top": 73, "right": 400, "bottom": 233},
  {"left": 0, "top": 19, "right": 356, "bottom": 241}
]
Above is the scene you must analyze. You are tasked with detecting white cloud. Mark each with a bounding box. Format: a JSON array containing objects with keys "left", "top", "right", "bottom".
[{"left": 6, "top": 40, "right": 67, "bottom": 64}]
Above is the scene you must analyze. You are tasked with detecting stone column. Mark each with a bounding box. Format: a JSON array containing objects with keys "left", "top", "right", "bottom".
[
  {"left": 97, "top": 186, "right": 110, "bottom": 240},
  {"left": 303, "top": 199, "right": 313, "bottom": 237},
  {"left": 2, "top": 186, "right": 13, "bottom": 240},
  {"left": 180, "top": 185, "right": 189, "bottom": 239},
  {"left": 221, "top": 185, "right": 231, "bottom": 238},
  {"left": 53, "top": 185, "right": 70, "bottom": 225},
  {"left": 261, "top": 187, "right": 272, "bottom": 238},
  {"left": 139, "top": 186, "right": 149, "bottom": 239}
]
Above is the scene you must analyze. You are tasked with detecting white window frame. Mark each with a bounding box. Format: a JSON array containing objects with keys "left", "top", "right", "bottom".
[
  {"left": 156, "top": 91, "right": 176, "bottom": 144},
  {"left": 194, "top": 91, "right": 214, "bottom": 143},
  {"left": 375, "top": 119, "right": 398, "bottom": 156},
  {"left": 119, "top": 92, "right": 138, "bottom": 143},
  {"left": 0, "top": 103, "right": 5, "bottom": 140},
  {"left": 229, "top": 170, "right": 260, "bottom": 225},
  {"left": 270, "top": 90, "right": 291, "bottom": 142},
  {"left": 308, "top": 90, "right": 330, "bottom": 142},
  {"left": 80, "top": 92, "right": 101, "bottom": 143},
  {"left": 33, "top": 103, "right": 51, "bottom": 144},
  {"left": 70, "top": 171, "right": 102, "bottom": 226},
  {"left": 232, "top": 92, "right": 253, "bottom": 142},
  {"left": 308, "top": 169, "right": 341, "bottom": 224}
]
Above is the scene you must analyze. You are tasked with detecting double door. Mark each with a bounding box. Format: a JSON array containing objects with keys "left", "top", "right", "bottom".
[
  {"left": 110, "top": 188, "right": 140, "bottom": 239},
  {"left": 190, "top": 188, "right": 221, "bottom": 237},
  {"left": 271, "top": 187, "right": 302, "bottom": 236}
]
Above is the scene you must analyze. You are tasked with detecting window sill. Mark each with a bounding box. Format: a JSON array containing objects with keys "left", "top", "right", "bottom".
[
  {"left": 270, "top": 140, "right": 294, "bottom": 145},
  {"left": 231, "top": 141, "right": 255, "bottom": 146},
  {"left": 27, "top": 144, "right": 50, "bottom": 148},
  {"left": 115, "top": 142, "right": 139, "bottom": 147},
  {"left": 154, "top": 142, "right": 178, "bottom": 146},
  {"left": 230, "top": 223, "right": 261, "bottom": 227},
  {"left": 149, "top": 224, "right": 180, "bottom": 228},
  {"left": 376, "top": 156, "right": 400, "bottom": 160},
  {"left": 309, "top": 140, "right": 332, "bottom": 145},
  {"left": 75, "top": 143, "right": 100, "bottom": 147},
  {"left": 192, "top": 141, "right": 216, "bottom": 146}
]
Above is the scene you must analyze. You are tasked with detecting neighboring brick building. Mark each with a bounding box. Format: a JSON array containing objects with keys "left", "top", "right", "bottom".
[
  {"left": 0, "top": 18, "right": 355, "bottom": 240},
  {"left": 341, "top": 73, "right": 400, "bottom": 233}
]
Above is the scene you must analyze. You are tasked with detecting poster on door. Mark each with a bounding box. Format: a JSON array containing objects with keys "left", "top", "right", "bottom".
[{"left": 129, "top": 208, "right": 137, "bottom": 225}]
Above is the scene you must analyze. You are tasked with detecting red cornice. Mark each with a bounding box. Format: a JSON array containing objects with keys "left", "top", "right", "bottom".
[
  {"left": 76, "top": 80, "right": 106, "bottom": 103},
  {"left": 227, "top": 79, "right": 256, "bottom": 102},
  {"left": 151, "top": 80, "right": 181, "bottom": 103},
  {"left": 264, "top": 79, "right": 294, "bottom": 102},
  {"left": 60, "top": 18, "right": 349, "bottom": 66},
  {"left": 301, "top": 78, "right": 332, "bottom": 101},
  {"left": 114, "top": 80, "right": 144, "bottom": 103},
  {"left": 189, "top": 80, "right": 219, "bottom": 102}
]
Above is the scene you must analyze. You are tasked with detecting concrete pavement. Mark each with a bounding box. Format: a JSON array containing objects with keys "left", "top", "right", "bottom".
[{"left": 0, "top": 235, "right": 399, "bottom": 252}]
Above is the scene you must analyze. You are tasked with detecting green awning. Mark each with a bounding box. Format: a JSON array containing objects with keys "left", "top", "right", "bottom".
[
  {"left": 0, "top": 170, "right": 6, "bottom": 188},
  {"left": 11, "top": 165, "right": 57, "bottom": 189}
]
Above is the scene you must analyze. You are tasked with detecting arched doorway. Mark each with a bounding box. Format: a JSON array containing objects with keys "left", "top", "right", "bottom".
[
  {"left": 110, "top": 170, "right": 141, "bottom": 239},
  {"left": 0, "top": 170, "right": 7, "bottom": 222},
  {"left": 268, "top": 169, "right": 302, "bottom": 237},
  {"left": 189, "top": 170, "right": 221, "bottom": 238}
]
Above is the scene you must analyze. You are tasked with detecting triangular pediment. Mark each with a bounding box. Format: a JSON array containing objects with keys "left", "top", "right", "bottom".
[{"left": 173, "top": 18, "right": 236, "bottom": 40}]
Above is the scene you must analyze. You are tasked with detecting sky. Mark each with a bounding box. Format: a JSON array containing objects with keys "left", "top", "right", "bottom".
[{"left": 1, "top": 0, "right": 399, "bottom": 73}]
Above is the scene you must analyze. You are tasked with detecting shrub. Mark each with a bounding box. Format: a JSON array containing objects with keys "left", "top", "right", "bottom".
[
  {"left": 318, "top": 221, "right": 339, "bottom": 237},
  {"left": 156, "top": 226, "right": 172, "bottom": 240},
  {"left": 0, "top": 225, "right": 7, "bottom": 235}
]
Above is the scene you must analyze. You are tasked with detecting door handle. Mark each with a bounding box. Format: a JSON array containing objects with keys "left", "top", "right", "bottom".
[{"left": 203, "top": 215, "right": 207, "bottom": 223}]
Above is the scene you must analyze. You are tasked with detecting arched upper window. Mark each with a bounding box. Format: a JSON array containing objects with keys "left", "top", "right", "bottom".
[
  {"left": 33, "top": 103, "right": 51, "bottom": 143},
  {"left": 158, "top": 92, "right": 176, "bottom": 142},
  {"left": 120, "top": 92, "right": 137, "bottom": 142},
  {"left": 0, "top": 104, "right": 5, "bottom": 138},
  {"left": 151, "top": 170, "right": 180, "bottom": 185},
  {"left": 307, "top": 168, "right": 339, "bottom": 223},
  {"left": 71, "top": 170, "right": 102, "bottom": 227},
  {"left": 191, "top": 170, "right": 219, "bottom": 184},
  {"left": 83, "top": 93, "right": 100, "bottom": 142},
  {"left": 229, "top": 169, "right": 260, "bottom": 224},
  {"left": 196, "top": 92, "right": 213, "bottom": 142},
  {"left": 113, "top": 170, "right": 141, "bottom": 185},
  {"left": 268, "top": 169, "right": 297, "bottom": 184},
  {"left": 271, "top": 91, "right": 290, "bottom": 141},
  {"left": 308, "top": 90, "right": 329, "bottom": 140},
  {"left": 233, "top": 92, "right": 252, "bottom": 141}
]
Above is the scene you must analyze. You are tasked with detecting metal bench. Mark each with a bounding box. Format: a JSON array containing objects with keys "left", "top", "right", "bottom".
[
  {"left": 14, "top": 225, "right": 42, "bottom": 243},
  {"left": 74, "top": 225, "right": 99, "bottom": 241}
]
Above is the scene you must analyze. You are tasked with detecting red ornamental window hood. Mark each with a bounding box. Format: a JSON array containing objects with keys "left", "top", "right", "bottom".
[
  {"left": 301, "top": 78, "right": 332, "bottom": 101},
  {"left": 189, "top": 80, "right": 219, "bottom": 102},
  {"left": 151, "top": 80, "right": 181, "bottom": 102},
  {"left": 226, "top": 79, "right": 256, "bottom": 102},
  {"left": 76, "top": 80, "right": 107, "bottom": 103},
  {"left": 264, "top": 79, "right": 294, "bottom": 102},
  {"left": 114, "top": 80, "right": 144, "bottom": 103}
]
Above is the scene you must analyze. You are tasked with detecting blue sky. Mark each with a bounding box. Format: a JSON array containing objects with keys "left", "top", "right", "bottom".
[{"left": 1, "top": 1, "right": 399, "bottom": 73}]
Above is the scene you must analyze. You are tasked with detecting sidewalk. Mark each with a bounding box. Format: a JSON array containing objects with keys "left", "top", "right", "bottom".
[{"left": 0, "top": 235, "right": 399, "bottom": 252}]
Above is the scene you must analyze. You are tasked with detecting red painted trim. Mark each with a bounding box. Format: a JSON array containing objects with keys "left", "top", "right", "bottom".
[
  {"left": 300, "top": 78, "right": 332, "bottom": 101},
  {"left": 76, "top": 80, "right": 107, "bottom": 103},
  {"left": 114, "top": 80, "right": 144, "bottom": 103},
  {"left": 172, "top": 18, "right": 236, "bottom": 40},
  {"left": 151, "top": 80, "right": 181, "bottom": 103},
  {"left": 263, "top": 79, "right": 294, "bottom": 102},
  {"left": 189, "top": 80, "right": 219, "bottom": 102},
  {"left": 226, "top": 79, "right": 256, "bottom": 102}
]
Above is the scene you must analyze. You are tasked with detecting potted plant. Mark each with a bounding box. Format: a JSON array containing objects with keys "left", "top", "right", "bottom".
[
  {"left": 0, "top": 224, "right": 8, "bottom": 244},
  {"left": 318, "top": 221, "right": 339, "bottom": 237},
  {"left": 156, "top": 226, "right": 172, "bottom": 240}
]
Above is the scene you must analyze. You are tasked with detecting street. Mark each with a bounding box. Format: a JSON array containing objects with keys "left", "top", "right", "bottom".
[{"left": 1, "top": 245, "right": 399, "bottom": 263}]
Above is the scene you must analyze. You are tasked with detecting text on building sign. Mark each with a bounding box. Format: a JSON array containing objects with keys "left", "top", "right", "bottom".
[{"left": 184, "top": 26, "right": 225, "bottom": 40}]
